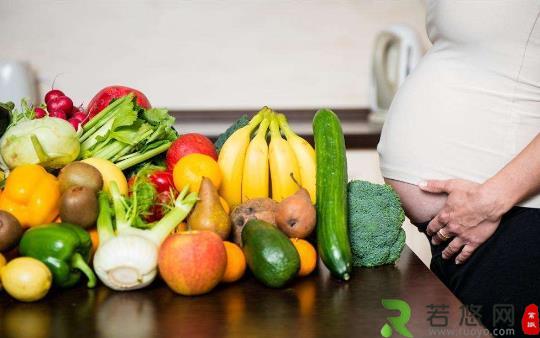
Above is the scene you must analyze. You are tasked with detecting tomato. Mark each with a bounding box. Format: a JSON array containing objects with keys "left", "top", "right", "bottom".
[
  {"left": 148, "top": 170, "right": 174, "bottom": 193},
  {"left": 145, "top": 190, "right": 177, "bottom": 222}
]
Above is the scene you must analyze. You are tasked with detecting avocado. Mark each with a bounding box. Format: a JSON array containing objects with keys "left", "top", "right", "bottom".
[{"left": 242, "top": 220, "right": 300, "bottom": 288}]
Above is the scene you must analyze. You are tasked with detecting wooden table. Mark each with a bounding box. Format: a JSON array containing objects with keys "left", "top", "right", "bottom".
[{"left": 0, "top": 247, "right": 491, "bottom": 338}]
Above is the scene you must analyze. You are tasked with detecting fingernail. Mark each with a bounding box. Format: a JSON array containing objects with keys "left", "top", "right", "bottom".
[
  {"left": 455, "top": 259, "right": 462, "bottom": 265},
  {"left": 418, "top": 180, "right": 427, "bottom": 188},
  {"left": 442, "top": 254, "right": 448, "bottom": 260}
]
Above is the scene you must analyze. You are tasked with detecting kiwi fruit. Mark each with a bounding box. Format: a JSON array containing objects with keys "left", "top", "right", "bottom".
[
  {"left": 60, "top": 186, "right": 99, "bottom": 229},
  {"left": 59, "top": 162, "right": 104, "bottom": 194},
  {"left": 0, "top": 211, "right": 23, "bottom": 252}
]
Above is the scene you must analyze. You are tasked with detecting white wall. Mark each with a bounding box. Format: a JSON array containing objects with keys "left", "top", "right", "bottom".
[{"left": 1, "top": 0, "right": 428, "bottom": 109}]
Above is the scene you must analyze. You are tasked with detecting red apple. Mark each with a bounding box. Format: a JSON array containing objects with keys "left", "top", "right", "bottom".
[
  {"left": 158, "top": 231, "right": 227, "bottom": 296},
  {"left": 166, "top": 133, "right": 218, "bottom": 171}
]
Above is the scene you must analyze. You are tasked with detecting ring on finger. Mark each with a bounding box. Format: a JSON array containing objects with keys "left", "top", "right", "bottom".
[{"left": 437, "top": 229, "right": 451, "bottom": 241}]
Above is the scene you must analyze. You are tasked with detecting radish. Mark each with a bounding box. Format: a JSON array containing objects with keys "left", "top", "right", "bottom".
[
  {"left": 68, "top": 118, "right": 80, "bottom": 130},
  {"left": 44, "top": 89, "right": 65, "bottom": 104},
  {"left": 47, "top": 96, "right": 73, "bottom": 115},
  {"left": 71, "top": 106, "right": 82, "bottom": 114},
  {"left": 73, "top": 111, "right": 88, "bottom": 123},
  {"left": 34, "top": 107, "right": 46, "bottom": 119},
  {"left": 49, "top": 110, "right": 67, "bottom": 120}
]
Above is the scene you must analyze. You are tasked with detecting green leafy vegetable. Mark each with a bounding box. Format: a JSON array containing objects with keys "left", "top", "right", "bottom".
[
  {"left": 78, "top": 94, "right": 178, "bottom": 170},
  {"left": 8, "top": 99, "right": 35, "bottom": 127}
]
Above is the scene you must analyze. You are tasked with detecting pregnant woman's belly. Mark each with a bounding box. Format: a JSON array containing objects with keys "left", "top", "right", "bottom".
[
  {"left": 384, "top": 179, "right": 446, "bottom": 224},
  {"left": 377, "top": 0, "right": 540, "bottom": 220},
  {"left": 378, "top": 51, "right": 514, "bottom": 222},
  {"left": 378, "top": 40, "right": 540, "bottom": 218}
]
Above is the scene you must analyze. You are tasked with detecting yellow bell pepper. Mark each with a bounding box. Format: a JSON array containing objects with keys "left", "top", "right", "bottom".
[{"left": 0, "top": 164, "right": 60, "bottom": 228}]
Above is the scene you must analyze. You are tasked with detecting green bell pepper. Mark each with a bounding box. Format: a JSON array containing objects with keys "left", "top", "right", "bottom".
[{"left": 19, "top": 223, "right": 97, "bottom": 288}]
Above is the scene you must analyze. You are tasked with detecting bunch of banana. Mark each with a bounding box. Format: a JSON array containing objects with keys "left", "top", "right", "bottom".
[{"left": 218, "top": 107, "right": 316, "bottom": 207}]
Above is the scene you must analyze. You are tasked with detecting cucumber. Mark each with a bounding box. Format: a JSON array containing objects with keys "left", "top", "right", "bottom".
[
  {"left": 313, "top": 109, "right": 352, "bottom": 280},
  {"left": 242, "top": 220, "right": 300, "bottom": 288}
]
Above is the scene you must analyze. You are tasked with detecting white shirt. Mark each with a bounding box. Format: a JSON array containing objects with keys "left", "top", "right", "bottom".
[{"left": 378, "top": 0, "right": 540, "bottom": 208}]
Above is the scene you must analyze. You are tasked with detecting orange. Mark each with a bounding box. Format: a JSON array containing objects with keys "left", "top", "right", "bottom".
[
  {"left": 88, "top": 228, "right": 99, "bottom": 256},
  {"left": 219, "top": 196, "right": 230, "bottom": 214},
  {"left": 290, "top": 238, "right": 317, "bottom": 277},
  {"left": 222, "top": 241, "right": 246, "bottom": 283},
  {"left": 173, "top": 153, "right": 222, "bottom": 193},
  {"left": 172, "top": 222, "right": 188, "bottom": 234}
]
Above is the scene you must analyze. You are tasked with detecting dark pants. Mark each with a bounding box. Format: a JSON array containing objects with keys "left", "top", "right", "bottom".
[{"left": 416, "top": 207, "right": 540, "bottom": 335}]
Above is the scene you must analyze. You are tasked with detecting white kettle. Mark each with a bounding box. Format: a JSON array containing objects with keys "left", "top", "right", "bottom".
[
  {"left": 0, "top": 60, "right": 38, "bottom": 106},
  {"left": 369, "top": 24, "right": 423, "bottom": 122}
]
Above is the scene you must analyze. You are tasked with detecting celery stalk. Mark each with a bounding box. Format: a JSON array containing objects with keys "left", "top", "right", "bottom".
[
  {"left": 97, "top": 192, "right": 115, "bottom": 243},
  {"left": 82, "top": 95, "right": 132, "bottom": 133},
  {"left": 115, "top": 142, "right": 171, "bottom": 170}
]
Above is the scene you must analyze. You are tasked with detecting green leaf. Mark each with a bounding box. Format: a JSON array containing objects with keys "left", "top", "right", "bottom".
[
  {"left": 95, "top": 130, "right": 111, "bottom": 143},
  {"left": 133, "top": 175, "right": 157, "bottom": 214},
  {"left": 142, "top": 108, "right": 174, "bottom": 126},
  {"left": 111, "top": 122, "right": 149, "bottom": 144},
  {"left": 111, "top": 108, "right": 137, "bottom": 130},
  {"left": 8, "top": 98, "right": 35, "bottom": 128}
]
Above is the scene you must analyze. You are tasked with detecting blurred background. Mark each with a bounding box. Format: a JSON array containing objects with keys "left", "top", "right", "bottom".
[
  {"left": 0, "top": 0, "right": 429, "bottom": 110},
  {"left": 0, "top": 0, "right": 432, "bottom": 264}
]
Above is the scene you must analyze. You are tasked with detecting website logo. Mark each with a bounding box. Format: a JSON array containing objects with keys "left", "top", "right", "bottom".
[
  {"left": 522, "top": 304, "right": 539, "bottom": 336},
  {"left": 381, "top": 299, "right": 413, "bottom": 337}
]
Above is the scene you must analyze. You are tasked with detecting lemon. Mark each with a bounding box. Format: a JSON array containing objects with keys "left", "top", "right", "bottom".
[
  {"left": 0, "top": 253, "right": 6, "bottom": 268},
  {"left": 0, "top": 253, "right": 6, "bottom": 290},
  {"left": 81, "top": 158, "right": 128, "bottom": 195},
  {"left": 1, "top": 257, "right": 52, "bottom": 302}
]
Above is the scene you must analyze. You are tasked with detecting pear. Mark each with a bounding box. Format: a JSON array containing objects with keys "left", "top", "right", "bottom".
[
  {"left": 188, "top": 177, "right": 231, "bottom": 239},
  {"left": 275, "top": 187, "right": 316, "bottom": 238}
]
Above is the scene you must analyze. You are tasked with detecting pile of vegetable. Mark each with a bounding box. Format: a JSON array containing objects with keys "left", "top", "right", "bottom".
[{"left": 0, "top": 85, "right": 406, "bottom": 304}]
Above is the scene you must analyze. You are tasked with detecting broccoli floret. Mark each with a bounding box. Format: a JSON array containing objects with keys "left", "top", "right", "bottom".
[
  {"left": 214, "top": 114, "right": 250, "bottom": 153},
  {"left": 348, "top": 180, "right": 406, "bottom": 267}
]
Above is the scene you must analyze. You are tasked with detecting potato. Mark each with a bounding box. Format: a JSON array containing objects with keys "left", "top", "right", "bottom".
[{"left": 230, "top": 198, "right": 278, "bottom": 246}]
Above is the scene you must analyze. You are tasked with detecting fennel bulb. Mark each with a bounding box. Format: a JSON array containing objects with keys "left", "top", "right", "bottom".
[
  {"left": 93, "top": 182, "right": 197, "bottom": 291},
  {"left": 93, "top": 235, "right": 158, "bottom": 290}
]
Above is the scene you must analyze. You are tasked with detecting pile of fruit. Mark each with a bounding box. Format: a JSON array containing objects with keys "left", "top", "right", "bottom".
[{"left": 0, "top": 85, "right": 406, "bottom": 303}]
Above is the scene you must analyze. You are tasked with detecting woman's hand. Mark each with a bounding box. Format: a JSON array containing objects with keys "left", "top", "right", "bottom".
[
  {"left": 419, "top": 179, "right": 504, "bottom": 263},
  {"left": 437, "top": 219, "right": 500, "bottom": 264}
]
